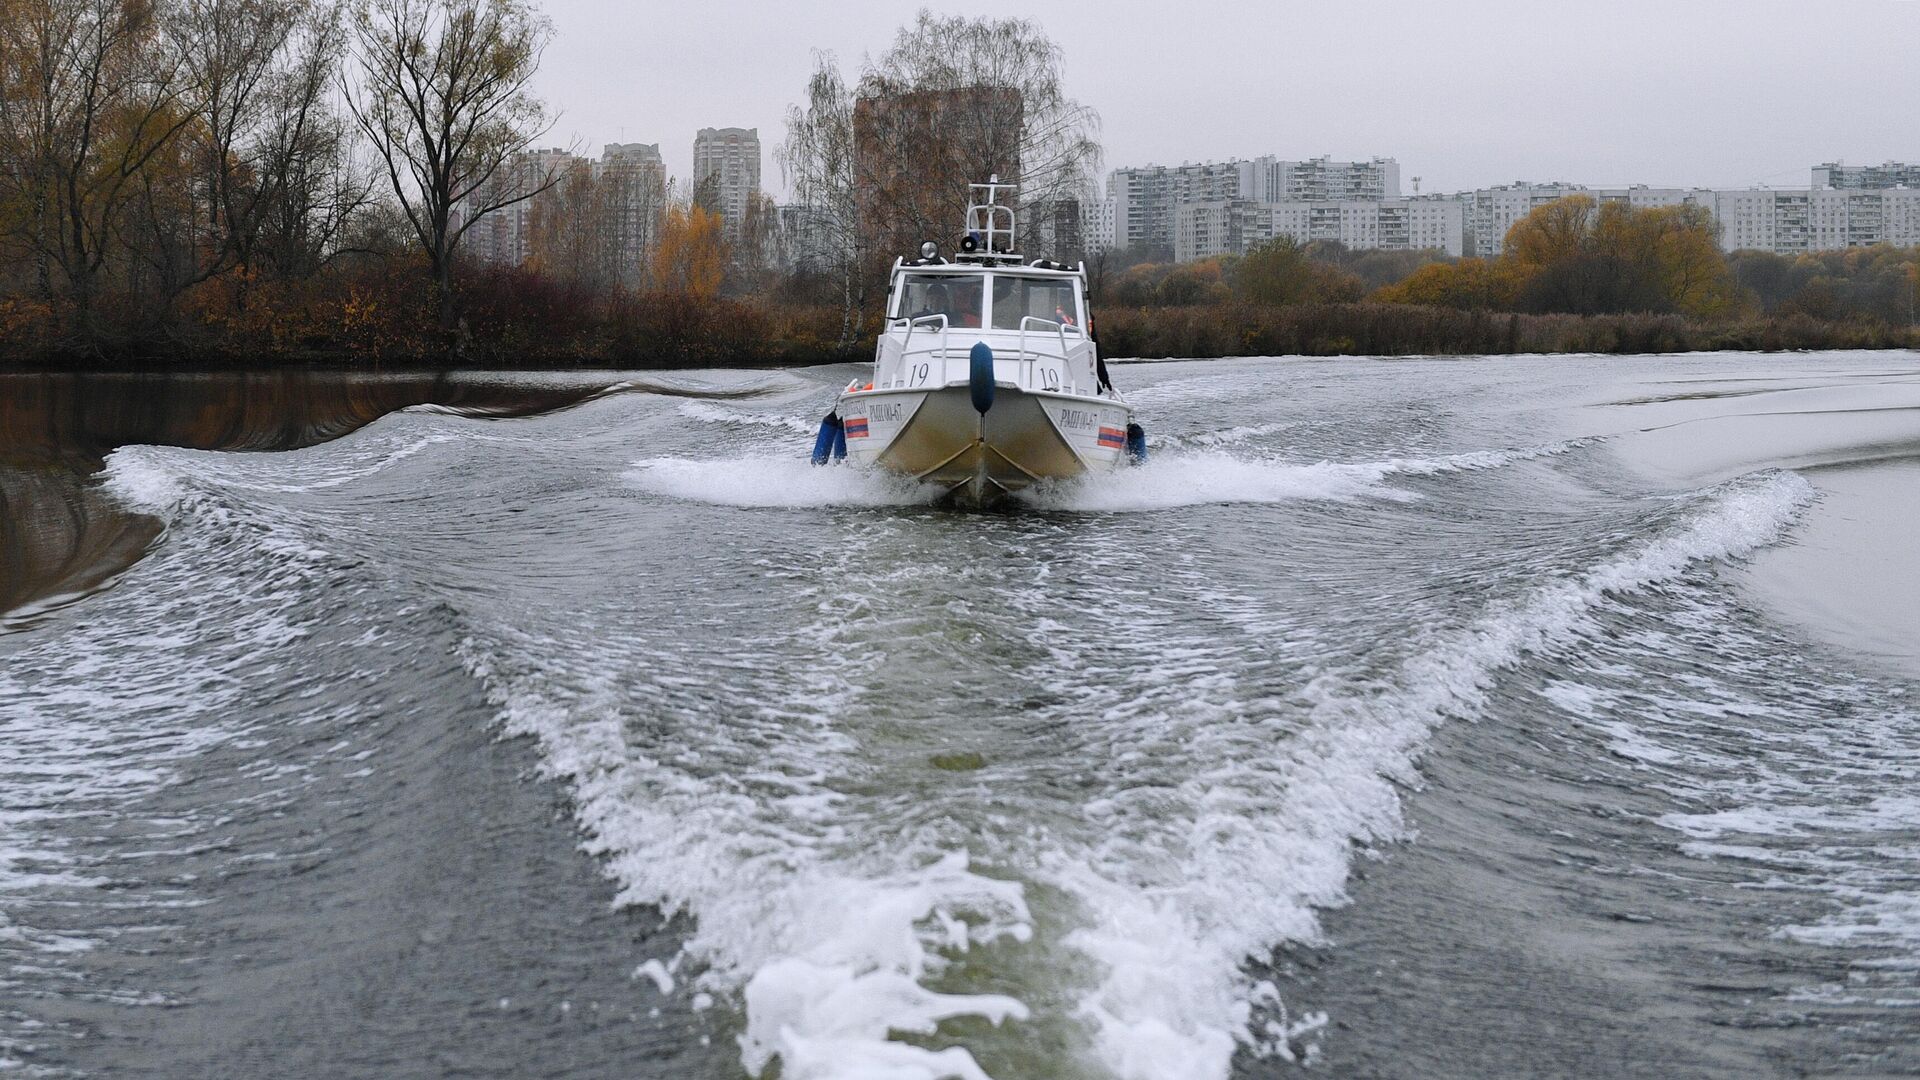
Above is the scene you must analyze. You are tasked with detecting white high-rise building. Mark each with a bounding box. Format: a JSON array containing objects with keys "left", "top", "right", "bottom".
[
  {"left": 1460, "top": 183, "right": 1716, "bottom": 257},
  {"left": 1172, "top": 200, "right": 1272, "bottom": 262},
  {"left": 596, "top": 143, "right": 666, "bottom": 285},
  {"left": 1463, "top": 182, "right": 1587, "bottom": 258},
  {"left": 693, "top": 127, "right": 762, "bottom": 234},
  {"left": 1110, "top": 160, "right": 1241, "bottom": 253}
]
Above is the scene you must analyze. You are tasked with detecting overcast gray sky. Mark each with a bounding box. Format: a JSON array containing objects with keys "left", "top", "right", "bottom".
[{"left": 532, "top": 0, "right": 1919, "bottom": 199}]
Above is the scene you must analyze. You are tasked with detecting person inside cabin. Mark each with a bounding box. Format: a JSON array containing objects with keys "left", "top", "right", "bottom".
[
  {"left": 950, "top": 283, "right": 981, "bottom": 328},
  {"left": 912, "top": 282, "right": 951, "bottom": 322},
  {"left": 909, "top": 281, "right": 982, "bottom": 328}
]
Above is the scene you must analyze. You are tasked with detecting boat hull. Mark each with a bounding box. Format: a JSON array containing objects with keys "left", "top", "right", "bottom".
[{"left": 837, "top": 384, "right": 1132, "bottom": 503}]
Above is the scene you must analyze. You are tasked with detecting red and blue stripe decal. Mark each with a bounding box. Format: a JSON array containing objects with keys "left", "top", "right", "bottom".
[
  {"left": 845, "top": 416, "right": 870, "bottom": 439},
  {"left": 1097, "top": 426, "right": 1126, "bottom": 448}
]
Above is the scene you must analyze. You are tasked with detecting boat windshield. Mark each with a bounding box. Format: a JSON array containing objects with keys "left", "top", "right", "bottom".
[
  {"left": 897, "top": 274, "right": 984, "bottom": 328},
  {"left": 991, "top": 275, "right": 1081, "bottom": 331}
]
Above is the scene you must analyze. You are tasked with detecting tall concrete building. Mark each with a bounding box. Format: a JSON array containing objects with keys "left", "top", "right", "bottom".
[
  {"left": 1109, "top": 160, "right": 1242, "bottom": 253},
  {"left": 1110, "top": 157, "right": 1400, "bottom": 253},
  {"left": 774, "top": 203, "right": 837, "bottom": 273},
  {"left": 1267, "top": 197, "right": 1465, "bottom": 258},
  {"left": 1459, "top": 180, "right": 1920, "bottom": 256},
  {"left": 1239, "top": 156, "right": 1401, "bottom": 203},
  {"left": 1172, "top": 199, "right": 1273, "bottom": 262},
  {"left": 1175, "top": 195, "right": 1465, "bottom": 262},
  {"left": 1462, "top": 182, "right": 1590, "bottom": 258},
  {"left": 1813, "top": 161, "right": 1920, "bottom": 191},
  {"left": 457, "top": 147, "right": 586, "bottom": 266},
  {"left": 597, "top": 143, "right": 667, "bottom": 285},
  {"left": 693, "top": 127, "right": 762, "bottom": 233},
  {"left": 1081, "top": 195, "right": 1116, "bottom": 257},
  {"left": 1712, "top": 187, "right": 1920, "bottom": 253}
]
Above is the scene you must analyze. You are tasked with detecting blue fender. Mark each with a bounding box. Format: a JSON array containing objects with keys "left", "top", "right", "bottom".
[
  {"left": 811, "top": 412, "right": 843, "bottom": 465},
  {"left": 1124, "top": 423, "right": 1148, "bottom": 464},
  {"left": 969, "top": 343, "right": 995, "bottom": 414}
]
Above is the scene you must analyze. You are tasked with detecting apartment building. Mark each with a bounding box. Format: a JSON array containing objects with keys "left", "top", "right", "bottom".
[
  {"left": 1172, "top": 200, "right": 1273, "bottom": 262},
  {"left": 693, "top": 127, "right": 762, "bottom": 234},
  {"left": 1110, "top": 157, "right": 1399, "bottom": 253},
  {"left": 597, "top": 143, "right": 666, "bottom": 285},
  {"left": 1081, "top": 195, "right": 1116, "bottom": 257},
  {"left": 1270, "top": 197, "right": 1466, "bottom": 258},
  {"left": 1813, "top": 161, "right": 1920, "bottom": 191},
  {"left": 458, "top": 147, "right": 586, "bottom": 266},
  {"left": 1240, "top": 156, "right": 1401, "bottom": 203},
  {"left": 1175, "top": 196, "right": 1466, "bottom": 262},
  {"left": 1712, "top": 188, "right": 1920, "bottom": 253},
  {"left": 1460, "top": 183, "right": 1718, "bottom": 256},
  {"left": 1172, "top": 196, "right": 1465, "bottom": 262},
  {"left": 1110, "top": 160, "right": 1241, "bottom": 252}
]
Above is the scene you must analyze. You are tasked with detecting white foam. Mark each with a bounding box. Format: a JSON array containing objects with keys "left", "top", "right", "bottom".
[
  {"left": 1017, "top": 453, "right": 1417, "bottom": 512},
  {"left": 678, "top": 400, "right": 817, "bottom": 435},
  {"left": 473, "top": 467, "right": 1813, "bottom": 1078},
  {"left": 99, "top": 450, "right": 187, "bottom": 514},
  {"left": 625, "top": 456, "right": 941, "bottom": 508},
  {"left": 458, "top": 631, "right": 1034, "bottom": 1080},
  {"left": 1019, "top": 441, "right": 1586, "bottom": 513}
]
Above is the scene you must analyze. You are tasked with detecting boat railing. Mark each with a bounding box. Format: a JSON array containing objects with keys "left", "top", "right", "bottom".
[
  {"left": 877, "top": 315, "right": 1097, "bottom": 394},
  {"left": 1016, "top": 317, "right": 1085, "bottom": 394},
  {"left": 882, "top": 314, "right": 951, "bottom": 388}
]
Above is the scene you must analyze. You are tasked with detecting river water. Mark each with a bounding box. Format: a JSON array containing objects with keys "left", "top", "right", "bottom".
[{"left": 1, "top": 354, "right": 1915, "bottom": 1079}]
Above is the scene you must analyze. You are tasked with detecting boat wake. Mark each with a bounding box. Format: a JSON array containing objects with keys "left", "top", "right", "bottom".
[
  {"left": 624, "top": 440, "right": 1590, "bottom": 513},
  {"left": 467, "top": 454, "right": 1815, "bottom": 1078}
]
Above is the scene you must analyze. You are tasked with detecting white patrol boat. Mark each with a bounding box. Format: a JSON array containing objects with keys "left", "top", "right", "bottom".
[{"left": 811, "top": 178, "right": 1143, "bottom": 504}]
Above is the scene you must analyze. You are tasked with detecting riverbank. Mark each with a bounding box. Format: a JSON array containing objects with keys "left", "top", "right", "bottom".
[{"left": 5, "top": 298, "right": 1917, "bottom": 370}]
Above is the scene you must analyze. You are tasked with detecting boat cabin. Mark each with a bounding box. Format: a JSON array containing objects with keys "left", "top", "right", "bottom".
[{"left": 871, "top": 179, "right": 1105, "bottom": 399}]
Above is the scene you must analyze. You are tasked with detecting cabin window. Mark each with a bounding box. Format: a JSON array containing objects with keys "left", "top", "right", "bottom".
[
  {"left": 990, "top": 276, "right": 1081, "bottom": 331},
  {"left": 896, "top": 275, "right": 983, "bottom": 328}
]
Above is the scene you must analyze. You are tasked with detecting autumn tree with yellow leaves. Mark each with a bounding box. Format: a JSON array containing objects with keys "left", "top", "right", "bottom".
[
  {"left": 650, "top": 202, "right": 726, "bottom": 299},
  {"left": 1380, "top": 195, "right": 1745, "bottom": 319}
]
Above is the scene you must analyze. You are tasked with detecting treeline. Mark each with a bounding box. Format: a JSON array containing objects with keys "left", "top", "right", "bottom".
[
  {"left": 0, "top": 1, "right": 1105, "bottom": 365},
  {"left": 0, "top": 0, "right": 859, "bottom": 365},
  {"left": 1092, "top": 196, "right": 1920, "bottom": 357}
]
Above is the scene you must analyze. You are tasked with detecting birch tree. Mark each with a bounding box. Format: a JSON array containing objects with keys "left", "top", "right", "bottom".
[{"left": 778, "top": 52, "right": 864, "bottom": 347}]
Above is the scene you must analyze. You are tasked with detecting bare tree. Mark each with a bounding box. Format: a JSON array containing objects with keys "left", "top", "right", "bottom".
[
  {"left": 778, "top": 51, "right": 864, "bottom": 347},
  {"left": 342, "top": 0, "right": 553, "bottom": 333},
  {"left": 139, "top": 0, "right": 368, "bottom": 308},
  {"left": 855, "top": 11, "right": 1102, "bottom": 256},
  {"left": 780, "top": 17, "right": 1102, "bottom": 344},
  {"left": 248, "top": 5, "right": 378, "bottom": 280},
  {"left": 593, "top": 144, "right": 665, "bottom": 288}
]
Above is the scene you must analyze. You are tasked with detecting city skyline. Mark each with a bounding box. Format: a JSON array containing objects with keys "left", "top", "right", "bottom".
[{"left": 531, "top": 0, "right": 1920, "bottom": 201}]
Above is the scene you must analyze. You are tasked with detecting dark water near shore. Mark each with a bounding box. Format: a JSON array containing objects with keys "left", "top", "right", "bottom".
[{"left": 1, "top": 355, "right": 1916, "bottom": 1078}]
